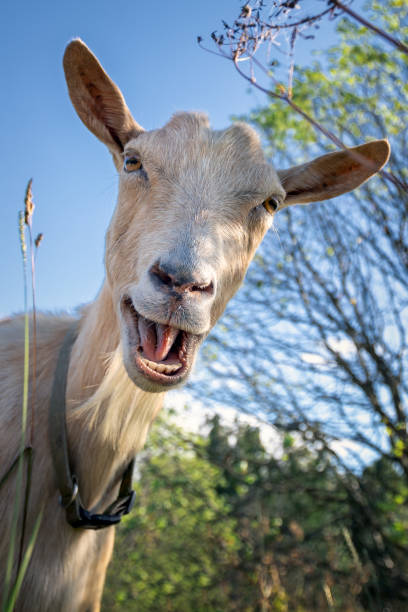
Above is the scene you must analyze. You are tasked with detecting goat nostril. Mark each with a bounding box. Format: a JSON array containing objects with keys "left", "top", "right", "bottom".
[
  {"left": 191, "top": 281, "right": 214, "bottom": 295},
  {"left": 150, "top": 262, "right": 173, "bottom": 287}
]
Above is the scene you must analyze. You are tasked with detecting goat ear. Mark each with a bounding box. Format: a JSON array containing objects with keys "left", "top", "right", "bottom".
[
  {"left": 278, "top": 140, "right": 390, "bottom": 207},
  {"left": 63, "top": 39, "right": 143, "bottom": 157}
]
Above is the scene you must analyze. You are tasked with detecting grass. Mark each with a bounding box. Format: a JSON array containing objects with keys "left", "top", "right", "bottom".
[{"left": 1, "top": 181, "right": 43, "bottom": 612}]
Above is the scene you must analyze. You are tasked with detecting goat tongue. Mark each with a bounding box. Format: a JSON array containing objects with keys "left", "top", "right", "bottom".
[
  {"left": 155, "top": 324, "right": 179, "bottom": 362},
  {"left": 138, "top": 315, "right": 179, "bottom": 362},
  {"left": 138, "top": 316, "right": 157, "bottom": 361}
]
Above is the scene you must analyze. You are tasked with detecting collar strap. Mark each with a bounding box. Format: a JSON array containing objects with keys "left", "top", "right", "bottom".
[{"left": 48, "top": 323, "right": 135, "bottom": 530}]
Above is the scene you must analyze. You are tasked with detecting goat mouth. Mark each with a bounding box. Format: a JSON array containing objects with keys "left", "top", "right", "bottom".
[{"left": 121, "top": 297, "right": 200, "bottom": 387}]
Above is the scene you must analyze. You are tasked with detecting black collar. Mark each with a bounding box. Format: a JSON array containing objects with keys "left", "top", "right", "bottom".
[{"left": 48, "top": 323, "right": 135, "bottom": 530}]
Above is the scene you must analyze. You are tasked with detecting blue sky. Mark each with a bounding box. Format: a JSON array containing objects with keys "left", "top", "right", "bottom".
[{"left": 1, "top": 0, "right": 346, "bottom": 317}]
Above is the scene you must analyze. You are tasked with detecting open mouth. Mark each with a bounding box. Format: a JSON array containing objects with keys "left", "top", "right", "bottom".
[{"left": 121, "top": 297, "right": 200, "bottom": 387}]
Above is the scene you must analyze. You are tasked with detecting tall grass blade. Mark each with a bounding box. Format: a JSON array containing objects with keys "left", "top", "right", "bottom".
[
  {"left": 4, "top": 510, "right": 43, "bottom": 612},
  {"left": 17, "top": 447, "right": 33, "bottom": 569},
  {"left": 1, "top": 210, "right": 30, "bottom": 611}
]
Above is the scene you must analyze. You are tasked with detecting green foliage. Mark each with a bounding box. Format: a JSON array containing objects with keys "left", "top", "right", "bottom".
[
  {"left": 103, "top": 423, "right": 239, "bottom": 611},
  {"left": 104, "top": 416, "right": 408, "bottom": 611},
  {"left": 246, "top": 1, "right": 407, "bottom": 160}
]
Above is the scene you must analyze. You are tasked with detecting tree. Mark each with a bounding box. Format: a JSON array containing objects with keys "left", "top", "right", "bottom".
[
  {"left": 202, "top": 0, "right": 408, "bottom": 478},
  {"left": 201, "top": 0, "right": 407, "bottom": 193},
  {"left": 104, "top": 416, "right": 408, "bottom": 611},
  {"left": 206, "top": 416, "right": 408, "bottom": 611},
  {"left": 195, "top": 4, "right": 408, "bottom": 606}
]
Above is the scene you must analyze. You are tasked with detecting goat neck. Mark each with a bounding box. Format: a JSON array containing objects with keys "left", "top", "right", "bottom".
[{"left": 65, "top": 282, "right": 164, "bottom": 509}]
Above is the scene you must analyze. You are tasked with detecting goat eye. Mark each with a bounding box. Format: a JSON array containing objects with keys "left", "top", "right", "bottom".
[
  {"left": 124, "top": 156, "right": 143, "bottom": 173},
  {"left": 262, "top": 197, "right": 280, "bottom": 214}
]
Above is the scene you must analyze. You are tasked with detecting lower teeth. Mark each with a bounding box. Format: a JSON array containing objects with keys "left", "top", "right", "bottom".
[{"left": 141, "top": 357, "right": 182, "bottom": 374}]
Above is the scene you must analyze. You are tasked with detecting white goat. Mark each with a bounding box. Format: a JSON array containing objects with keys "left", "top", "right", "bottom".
[{"left": 0, "top": 39, "right": 390, "bottom": 611}]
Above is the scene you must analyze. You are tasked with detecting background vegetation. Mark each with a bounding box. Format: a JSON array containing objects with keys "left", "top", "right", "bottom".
[
  {"left": 104, "top": 416, "right": 408, "bottom": 611},
  {"left": 104, "top": 1, "right": 407, "bottom": 609}
]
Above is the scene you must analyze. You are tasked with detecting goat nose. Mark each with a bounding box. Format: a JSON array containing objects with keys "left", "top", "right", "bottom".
[{"left": 149, "top": 260, "right": 215, "bottom": 296}]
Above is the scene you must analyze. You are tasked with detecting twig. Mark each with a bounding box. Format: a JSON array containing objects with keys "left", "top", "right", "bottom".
[{"left": 201, "top": 0, "right": 408, "bottom": 194}]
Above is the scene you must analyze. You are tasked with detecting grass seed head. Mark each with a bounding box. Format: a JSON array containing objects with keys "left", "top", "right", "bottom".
[
  {"left": 18, "top": 210, "right": 27, "bottom": 261},
  {"left": 24, "top": 178, "right": 34, "bottom": 225},
  {"left": 34, "top": 233, "right": 44, "bottom": 249}
]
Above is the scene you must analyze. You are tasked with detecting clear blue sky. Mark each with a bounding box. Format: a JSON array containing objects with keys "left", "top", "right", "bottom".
[{"left": 1, "top": 0, "right": 345, "bottom": 317}]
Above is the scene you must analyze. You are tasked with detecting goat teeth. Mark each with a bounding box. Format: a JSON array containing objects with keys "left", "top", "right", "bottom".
[{"left": 141, "top": 357, "right": 182, "bottom": 375}]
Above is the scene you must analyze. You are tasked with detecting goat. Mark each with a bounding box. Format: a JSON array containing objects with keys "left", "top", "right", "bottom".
[{"left": 0, "top": 39, "right": 390, "bottom": 611}]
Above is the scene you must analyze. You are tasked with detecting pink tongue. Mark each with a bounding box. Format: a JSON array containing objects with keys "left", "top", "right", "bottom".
[{"left": 138, "top": 316, "right": 179, "bottom": 362}]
